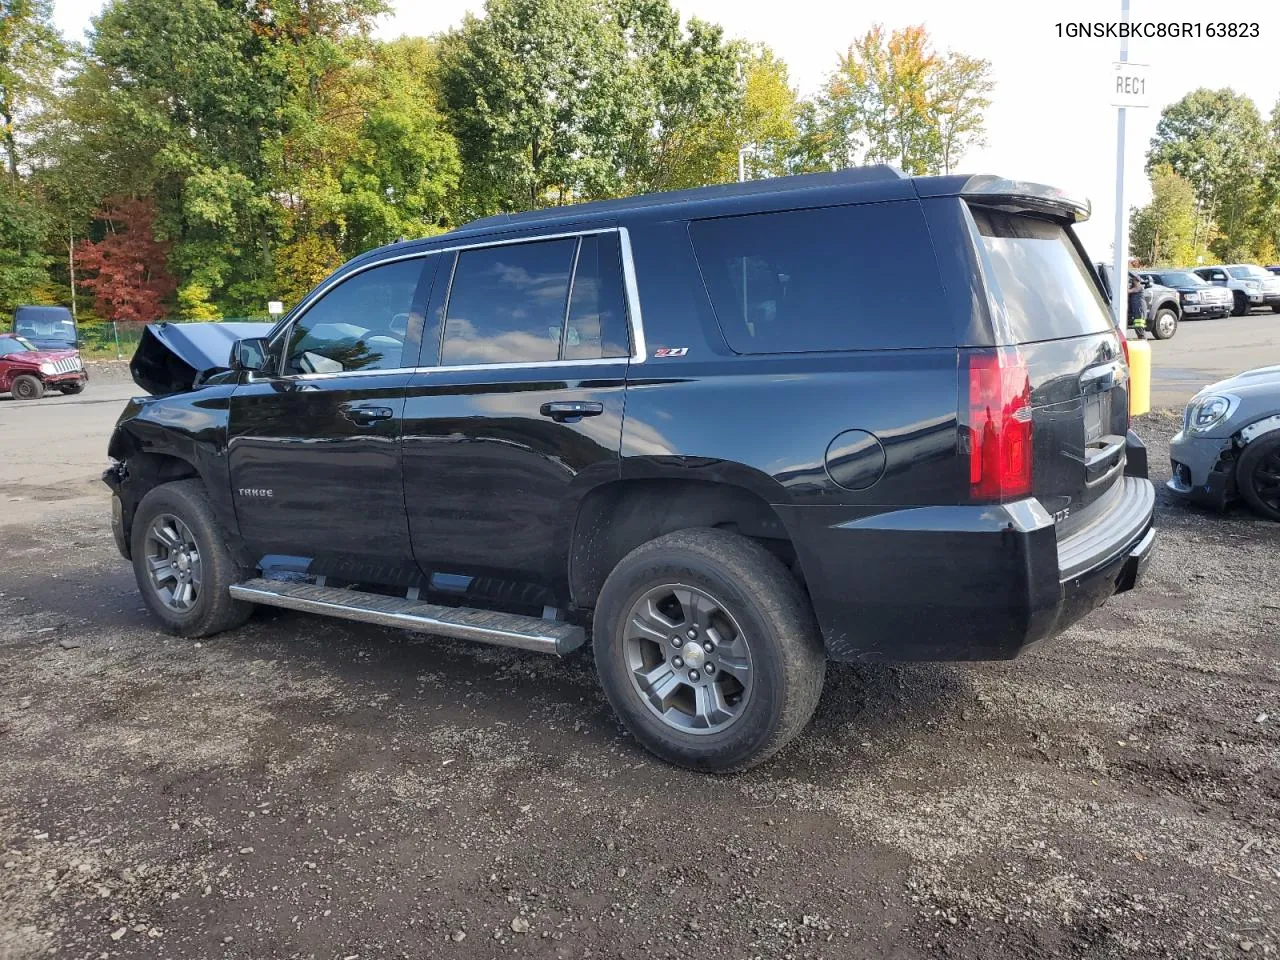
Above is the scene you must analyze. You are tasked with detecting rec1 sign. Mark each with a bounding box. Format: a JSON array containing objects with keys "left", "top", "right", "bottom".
[{"left": 1111, "top": 61, "right": 1150, "bottom": 108}]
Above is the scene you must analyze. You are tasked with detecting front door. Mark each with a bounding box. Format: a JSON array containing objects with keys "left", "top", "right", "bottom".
[
  {"left": 227, "top": 254, "right": 435, "bottom": 584},
  {"left": 402, "top": 231, "right": 635, "bottom": 604}
]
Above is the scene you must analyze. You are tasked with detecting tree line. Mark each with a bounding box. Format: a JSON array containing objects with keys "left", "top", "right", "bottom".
[
  {"left": 0, "top": 0, "right": 994, "bottom": 321},
  {"left": 1132, "top": 87, "right": 1280, "bottom": 268}
]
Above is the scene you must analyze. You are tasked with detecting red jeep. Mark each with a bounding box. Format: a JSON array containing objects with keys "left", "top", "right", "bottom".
[{"left": 0, "top": 333, "right": 88, "bottom": 400}]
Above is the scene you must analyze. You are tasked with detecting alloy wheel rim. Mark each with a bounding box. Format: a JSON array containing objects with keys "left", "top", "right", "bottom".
[
  {"left": 1158, "top": 314, "right": 1176, "bottom": 337},
  {"left": 143, "top": 514, "right": 202, "bottom": 612},
  {"left": 1251, "top": 450, "right": 1280, "bottom": 511},
  {"left": 622, "top": 583, "right": 753, "bottom": 735}
]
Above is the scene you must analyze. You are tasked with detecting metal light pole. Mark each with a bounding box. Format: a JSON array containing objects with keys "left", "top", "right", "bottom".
[
  {"left": 738, "top": 146, "right": 755, "bottom": 183},
  {"left": 1110, "top": 0, "right": 1132, "bottom": 328}
]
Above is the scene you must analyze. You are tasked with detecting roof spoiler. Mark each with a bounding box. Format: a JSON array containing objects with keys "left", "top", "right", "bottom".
[{"left": 952, "top": 176, "right": 1091, "bottom": 223}]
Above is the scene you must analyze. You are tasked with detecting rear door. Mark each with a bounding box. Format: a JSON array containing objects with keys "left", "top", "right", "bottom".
[
  {"left": 967, "top": 206, "right": 1130, "bottom": 532},
  {"left": 401, "top": 229, "right": 635, "bottom": 602}
]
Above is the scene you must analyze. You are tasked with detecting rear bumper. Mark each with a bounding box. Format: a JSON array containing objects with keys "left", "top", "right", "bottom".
[{"left": 779, "top": 441, "right": 1156, "bottom": 662}]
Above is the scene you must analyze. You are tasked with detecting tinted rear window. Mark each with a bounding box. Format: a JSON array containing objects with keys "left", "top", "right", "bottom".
[
  {"left": 969, "top": 207, "right": 1113, "bottom": 342},
  {"left": 689, "top": 201, "right": 951, "bottom": 353}
]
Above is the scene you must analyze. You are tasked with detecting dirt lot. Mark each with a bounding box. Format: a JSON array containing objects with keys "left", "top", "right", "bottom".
[{"left": 2, "top": 382, "right": 1278, "bottom": 958}]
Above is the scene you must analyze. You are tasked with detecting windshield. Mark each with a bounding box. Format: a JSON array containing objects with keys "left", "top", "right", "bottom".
[
  {"left": 0, "top": 336, "right": 36, "bottom": 356},
  {"left": 1227, "top": 265, "right": 1271, "bottom": 279},
  {"left": 1155, "top": 271, "right": 1206, "bottom": 287}
]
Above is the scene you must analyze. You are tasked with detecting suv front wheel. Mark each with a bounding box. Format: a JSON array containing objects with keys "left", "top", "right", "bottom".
[
  {"left": 593, "top": 528, "right": 825, "bottom": 772},
  {"left": 131, "top": 479, "right": 255, "bottom": 637},
  {"left": 1151, "top": 307, "right": 1178, "bottom": 340}
]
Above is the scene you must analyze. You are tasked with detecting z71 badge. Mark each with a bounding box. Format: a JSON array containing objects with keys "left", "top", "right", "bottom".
[{"left": 652, "top": 347, "right": 689, "bottom": 358}]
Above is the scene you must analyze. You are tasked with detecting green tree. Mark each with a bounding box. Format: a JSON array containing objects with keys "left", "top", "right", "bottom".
[
  {"left": 1130, "top": 163, "right": 1209, "bottom": 267},
  {"left": 334, "top": 37, "right": 460, "bottom": 253},
  {"left": 805, "top": 24, "right": 992, "bottom": 175},
  {"left": 0, "top": 179, "right": 49, "bottom": 309},
  {"left": 1147, "top": 88, "right": 1267, "bottom": 261},
  {"left": 612, "top": 4, "right": 742, "bottom": 193},
  {"left": 0, "top": 0, "right": 65, "bottom": 184},
  {"left": 440, "top": 0, "right": 634, "bottom": 213},
  {"left": 930, "top": 51, "right": 993, "bottom": 175}
]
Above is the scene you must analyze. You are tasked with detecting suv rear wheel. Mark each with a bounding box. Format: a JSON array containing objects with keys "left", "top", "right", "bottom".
[
  {"left": 10, "top": 374, "right": 43, "bottom": 400},
  {"left": 131, "top": 479, "right": 255, "bottom": 637},
  {"left": 593, "top": 528, "right": 825, "bottom": 772}
]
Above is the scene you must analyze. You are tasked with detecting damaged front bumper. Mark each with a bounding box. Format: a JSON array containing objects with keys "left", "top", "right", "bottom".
[
  {"left": 103, "top": 460, "right": 131, "bottom": 559},
  {"left": 1167, "top": 430, "right": 1235, "bottom": 509}
]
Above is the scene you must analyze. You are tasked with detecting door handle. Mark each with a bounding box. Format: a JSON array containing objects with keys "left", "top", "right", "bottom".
[
  {"left": 340, "top": 404, "right": 394, "bottom": 426},
  {"left": 540, "top": 401, "right": 604, "bottom": 422}
]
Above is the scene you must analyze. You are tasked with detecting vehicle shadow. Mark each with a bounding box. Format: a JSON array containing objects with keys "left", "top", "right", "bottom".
[{"left": 7, "top": 557, "right": 969, "bottom": 792}]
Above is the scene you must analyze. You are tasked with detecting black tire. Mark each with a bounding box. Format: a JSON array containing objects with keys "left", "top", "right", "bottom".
[
  {"left": 1271, "top": 304, "right": 1280, "bottom": 313},
  {"left": 593, "top": 527, "right": 826, "bottom": 772},
  {"left": 60, "top": 381, "right": 86, "bottom": 395},
  {"left": 10, "top": 374, "right": 43, "bottom": 400},
  {"left": 1237, "top": 433, "right": 1280, "bottom": 523},
  {"left": 130, "top": 479, "right": 255, "bottom": 637},
  {"left": 1151, "top": 307, "right": 1178, "bottom": 340},
  {"left": 1232, "top": 291, "right": 1248, "bottom": 316}
]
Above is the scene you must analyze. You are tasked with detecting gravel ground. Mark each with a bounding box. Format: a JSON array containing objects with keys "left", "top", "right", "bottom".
[{"left": 1, "top": 412, "right": 1277, "bottom": 960}]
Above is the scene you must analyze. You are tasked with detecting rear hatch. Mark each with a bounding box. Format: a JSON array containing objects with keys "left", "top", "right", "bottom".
[{"left": 966, "top": 204, "right": 1131, "bottom": 539}]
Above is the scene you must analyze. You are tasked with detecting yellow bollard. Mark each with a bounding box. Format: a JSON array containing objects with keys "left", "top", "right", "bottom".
[{"left": 1126, "top": 334, "right": 1151, "bottom": 417}]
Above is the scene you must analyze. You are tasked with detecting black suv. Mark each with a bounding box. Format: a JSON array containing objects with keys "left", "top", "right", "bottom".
[{"left": 104, "top": 167, "right": 1156, "bottom": 771}]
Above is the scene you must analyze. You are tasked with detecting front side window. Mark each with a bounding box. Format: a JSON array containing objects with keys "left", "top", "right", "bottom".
[
  {"left": 284, "top": 258, "right": 425, "bottom": 375},
  {"left": 1228, "top": 265, "right": 1270, "bottom": 279},
  {"left": 441, "top": 239, "right": 576, "bottom": 365},
  {"left": 0, "top": 336, "right": 35, "bottom": 356}
]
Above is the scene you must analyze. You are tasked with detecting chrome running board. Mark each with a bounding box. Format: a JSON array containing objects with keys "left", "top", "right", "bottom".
[{"left": 229, "top": 578, "right": 585, "bottom": 655}]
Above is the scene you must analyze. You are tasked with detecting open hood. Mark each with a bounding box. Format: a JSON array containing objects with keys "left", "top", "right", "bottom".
[{"left": 130, "top": 321, "right": 273, "bottom": 395}]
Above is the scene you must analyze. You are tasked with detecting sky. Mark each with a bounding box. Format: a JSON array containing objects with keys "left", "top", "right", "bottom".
[{"left": 50, "top": 0, "right": 1280, "bottom": 259}]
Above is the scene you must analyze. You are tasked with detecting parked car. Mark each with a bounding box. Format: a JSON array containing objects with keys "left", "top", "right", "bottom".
[
  {"left": 1138, "top": 269, "right": 1233, "bottom": 321},
  {"left": 1193, "top": 264, "right": 1280, "bottom": 315},
  {"left": 1168, "top": 366, "right": 1280, "bottom": 521},
  {"left": 102, "top": 167, "right": 1156, "bottom": 771},
  {"left": 12, "top": 305, "right": 79, "bottom": 350},
  {"left": 1094, "top": 263, "right": 1179, "bottom": 338},
  {"left": 1267, "top": 265, "right": 1280, "bottom": 276},
  {"left": 0, "top": 332, "right": 88, "bottom": 400}
]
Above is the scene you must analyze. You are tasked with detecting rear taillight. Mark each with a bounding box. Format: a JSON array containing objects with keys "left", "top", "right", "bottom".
[
  {"left": 967, "top": 347, "right": 1033, "bottom": 502},
  {"left": 1119, "top": 331, "right": 1131, "bottom": 367}
]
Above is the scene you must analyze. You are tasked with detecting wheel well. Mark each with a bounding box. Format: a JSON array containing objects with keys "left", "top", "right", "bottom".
[
  {"left": 123, "top": 452, "right": 200, "bottom": 496},
  {"left": 568, "top": 479, "right": 801, "bottom": 610}
]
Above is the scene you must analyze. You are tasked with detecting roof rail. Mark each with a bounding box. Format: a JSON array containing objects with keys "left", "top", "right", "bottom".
[{"left": 458, "top": 165, "right": 908, "bottom": 233}]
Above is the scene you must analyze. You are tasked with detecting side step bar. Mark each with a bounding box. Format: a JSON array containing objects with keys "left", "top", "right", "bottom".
[{"left": 229, "top": 578, "right": 585, "bottom": 655}]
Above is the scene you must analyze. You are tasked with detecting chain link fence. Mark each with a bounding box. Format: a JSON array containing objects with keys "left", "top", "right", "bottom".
[{"left": 78, "top": 318, "right": 270, "bottom": 361}]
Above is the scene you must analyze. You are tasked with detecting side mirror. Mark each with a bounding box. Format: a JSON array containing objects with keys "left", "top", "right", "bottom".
[
  {"left": 230, "top": 337, "right": 272, "bottom": 373},
  {"left": 1140, "top": 276, "right": 1152, "bottom": 288}
]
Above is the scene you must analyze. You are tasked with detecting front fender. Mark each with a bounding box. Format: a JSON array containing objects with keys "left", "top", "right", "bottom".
[{"left": 105, "top": 386, "right": 242, "bottom": 553}]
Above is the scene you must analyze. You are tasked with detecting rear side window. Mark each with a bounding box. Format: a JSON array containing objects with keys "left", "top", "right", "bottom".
[
  {"left": 688, "top": 201, "right": 951, "bottom": 353},
  {"left": 970, "top": 208, "right": 1114, "bottom": 342},
  {"left": 442, "top": 239, "right": 576, "bottom": 365},
  {"left": 565, "top": 233, "right": 631, "bottom": 359}
]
